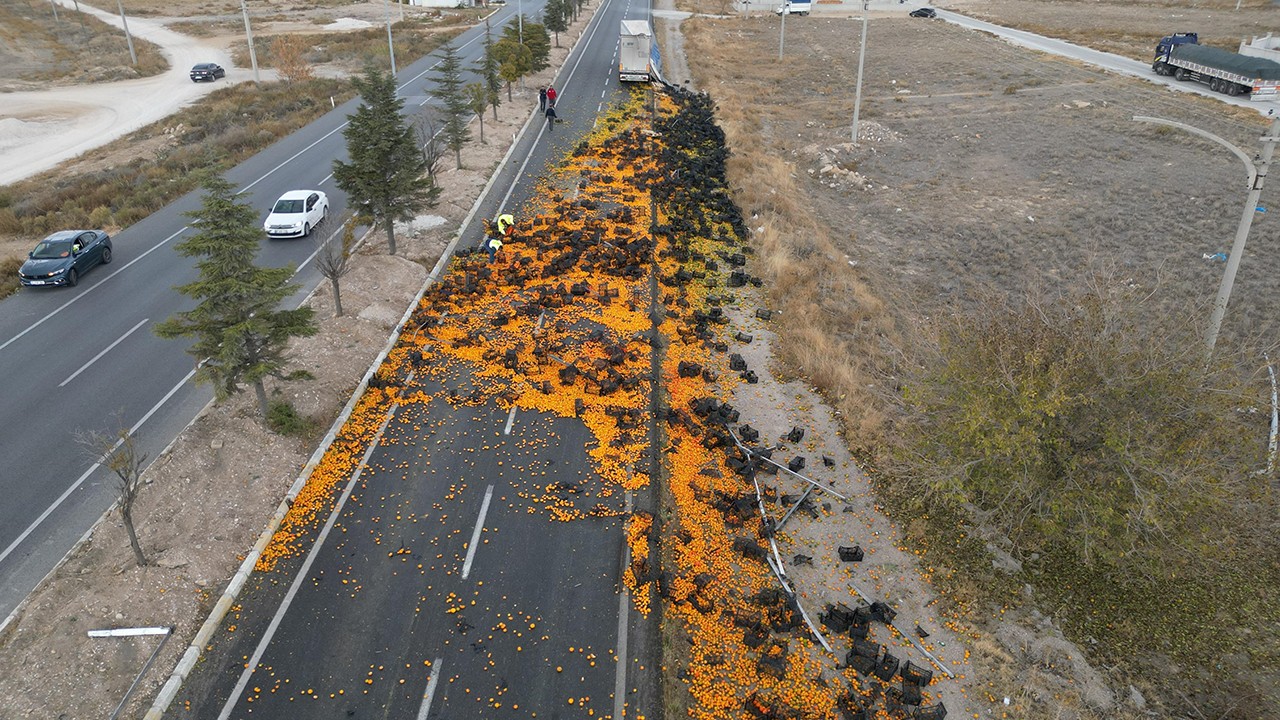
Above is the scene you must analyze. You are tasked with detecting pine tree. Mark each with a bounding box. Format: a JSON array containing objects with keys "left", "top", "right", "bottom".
[
  {"left": 431, "top": 41, "right": 472, "bottom": 169},
  {"left": 481, "top": 18, "right": 503, "bottom": 121},
  {"left": 155, "top": 174, "right": 317, "bottom": 420},
  {"left": 503, "top": 18, "right": 550, "bottom": 74},
  {"left": 543, "top": 0, "right": 568, "bottom": 47},
  {"left": 333, "top": 64, "right": 439, "bottom": 256},
  {"left": 523, "top": 21, "right": 551, "bottom": 72}
]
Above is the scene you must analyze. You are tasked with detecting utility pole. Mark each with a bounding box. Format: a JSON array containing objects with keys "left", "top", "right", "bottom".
[
  {"left": 778, "top": 3, "right": 785, "bottom": 59},
  {"left": 71, "top": 0, "right": 86, "bottom": 36},
  {"left": 116, "top": 0, "right": 137, "bottom": 65},
  {"left": 1205, "top": 116, "right": 1279, "bottom": 354},
  {"left": 1133, "top": 114, "right": 1280, "bottom": 355},
  {"left": 851, "top": 0, "right": 868, "bottom": 144},
  {"left": 240, "top": 0, "right": 259, "bottom": 83},
  {"left": 517, "top": 0, "right": 524, "bottom": 44},
  {"left": 382, "top": 0, "right": 398, "bottom": 77}
]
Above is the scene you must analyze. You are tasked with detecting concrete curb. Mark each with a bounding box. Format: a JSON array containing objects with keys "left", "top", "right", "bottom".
[
  {"left": 143, "top": 9, "right": 604, "bottom": 717},
  {"left": 143, "top": 221, "right": 382, "bottom": 720}
]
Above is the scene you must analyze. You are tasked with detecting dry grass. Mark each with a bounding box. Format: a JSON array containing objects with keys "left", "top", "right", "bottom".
[
  {"left": 681, "top": 4, "right": 1280, "bottom": 716},
  {"left": 231, "top": 20, "right": 465, "bottom": 71},
  {"left": 706, "top": 75, "right": 899, "bottom": 445},
  {"left": 164, "top": 18, "right": 243, "bottom": 37},
  {"left": 0, "top": 0, "right": 166, "bottom": 89},
  {"left": 0, "top": 257, "right": 22, "bottom": 301},
  {"left": 957, "top": 0, "right": 1279, "bottom": 62}
]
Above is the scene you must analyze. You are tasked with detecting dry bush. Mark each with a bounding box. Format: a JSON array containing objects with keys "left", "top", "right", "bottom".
[
  {"left": 681, "top": 8, "right": 1280, "bottom": 716},
  {"left": 271, "top": 34, "right": 314, "bottom": 83},
  {"left": 713, "top": 126, "right": 898, "bottom": 443},
  {"left": 236, "top": 25, "right": 464, "bottom": 71},
  {"left": 0, "top": 257, "right": 22, "bottom": 301}
]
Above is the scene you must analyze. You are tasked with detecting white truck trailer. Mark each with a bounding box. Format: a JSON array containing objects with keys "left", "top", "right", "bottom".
[{"left": 620, "top": 20, "right": 656, "bottom": 82}]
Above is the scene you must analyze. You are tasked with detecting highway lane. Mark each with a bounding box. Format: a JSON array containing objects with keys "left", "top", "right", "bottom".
[
  {"left": 198, "top": 398, "right": 630, "bottom": 719},
  {"left": 0, "top": 3, "right": 548, "bottom": 621},
  {"left": 165, "top": 0, "right": 663, "bottom": 715}
]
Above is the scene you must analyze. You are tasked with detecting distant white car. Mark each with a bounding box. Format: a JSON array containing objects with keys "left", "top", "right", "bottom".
[
  {"left": 264, "top": 190, "right": 328, "bottom": 238},
  {"left": 776, "top": 0, "right": 810, "bottom": 15}
]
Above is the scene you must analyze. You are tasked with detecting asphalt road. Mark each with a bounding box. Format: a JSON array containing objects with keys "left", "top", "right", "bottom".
[
  {"left": 165, "top": 0, "right": 661, "bottom": 715},
  {"left": 0, "top": 1, "right": 555, "bottom": 623}
]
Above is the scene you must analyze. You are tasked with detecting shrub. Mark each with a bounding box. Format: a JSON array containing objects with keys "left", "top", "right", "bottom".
[
  {"left": 88, "top": 205, "right": 113, "bottom": 229},
  {"left": 0, "top": 209, "right": 21, "bottom": 234},
  {"left": 266, "top": 400, "right": 316, "bottom": 437},
  {"left": 0, "top": 257, "right": 23, "bottom": 301}
]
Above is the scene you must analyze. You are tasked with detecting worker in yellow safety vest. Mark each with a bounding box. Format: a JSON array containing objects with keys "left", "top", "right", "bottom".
[{"left": 496, "top": 213, "right": 515, "bottom": 238}]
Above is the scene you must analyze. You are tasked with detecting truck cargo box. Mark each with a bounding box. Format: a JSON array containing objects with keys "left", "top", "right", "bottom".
[
  {"left": 1171, "top": 43, "right": 1280, "bottom": 81},
  {"left": 620, "top": 20, "right": 654, "bottom": 82}
]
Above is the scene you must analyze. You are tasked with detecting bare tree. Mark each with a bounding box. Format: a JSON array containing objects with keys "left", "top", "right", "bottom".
[
  {"left": 79, "top": 427, "right": 149, "bottom": 567},
  {"left": 414, "top": 112, "right": 444, "bottom": 185},
  {"left": 316, "top": 218, "right": 357, "bottom": 317},
  {"left": 271, "top": 35, "right": 314, "bottom": 83}
]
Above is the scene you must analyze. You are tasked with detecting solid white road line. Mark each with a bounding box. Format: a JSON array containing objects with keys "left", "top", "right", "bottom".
[
  {"left": 216, "top": 404, "right": 397, "bottom": 720},
  {"left": 1, "top": 29, "right": 488, "bottom": 356},
  {"left": 0, "top": 27, "right": 500, "bottom": 574},
  {"left": 416, "top": 657, "right": 444, "bottom": 720},
  {"left": 0, "top": 365, "right": 198, "bottom": 568},
  {"left": 460, "top": 484, "right": 495, "bottom": 580},
  {"left": 59, "top": 318, "right": 148, "bottom": 388},
  {"left": 503, "top": 405, "right": 518, "bottom": 435},
  {"left": 612, "top": 489, "right": 634, "bottom": 720},
  {"left": 292, "top": 223, "right": 347, "bottom": 276},
  {"left": 494, "top": 0, "right": 620, "bottom": 214},
  {"left": 0, "top": 228, "right": 185, "bottom": 354}
]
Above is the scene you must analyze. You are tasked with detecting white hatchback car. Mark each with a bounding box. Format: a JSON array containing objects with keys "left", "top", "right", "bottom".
[{"left": 264, "top": 190, "right": 328, "bottom": 238}]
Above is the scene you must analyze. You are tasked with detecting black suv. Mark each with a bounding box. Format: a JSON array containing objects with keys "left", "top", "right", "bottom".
[{"left": 190, "top": 63, "right": 226, "bottom": 82}]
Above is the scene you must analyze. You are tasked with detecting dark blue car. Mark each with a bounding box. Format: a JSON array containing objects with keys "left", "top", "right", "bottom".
[{"left": 18, "top": 230, "right": 113, "bottom": 287}]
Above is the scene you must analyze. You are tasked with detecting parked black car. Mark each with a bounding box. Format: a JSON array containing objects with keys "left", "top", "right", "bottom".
[
  {"left": 909, "top": 7, "right": 937, "bottom": 18},
  {"left": 18, "top": 230, "right": 113, "bottom": 287},
  {"left": 190, "top": 63, "right": 226, "bottom": 82}
]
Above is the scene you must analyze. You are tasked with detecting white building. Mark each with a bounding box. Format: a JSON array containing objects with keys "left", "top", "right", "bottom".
[{"left": 1239, "top": 33, "right": 1280, "bottom": 65}]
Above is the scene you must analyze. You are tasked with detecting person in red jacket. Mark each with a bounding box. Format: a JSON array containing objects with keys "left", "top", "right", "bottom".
[{"left": 546, "top": 85, "right": 557, "bottom": 107}]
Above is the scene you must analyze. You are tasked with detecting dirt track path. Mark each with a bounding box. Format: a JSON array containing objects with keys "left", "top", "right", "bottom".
[{"left": 0, "top": 0, "right": 237, "bottom": 187}]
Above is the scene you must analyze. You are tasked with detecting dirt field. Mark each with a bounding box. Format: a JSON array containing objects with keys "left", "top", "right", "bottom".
[
  {"left": 678, "top": 0, "right": 1280, "bottom": 715},
  {"left": 952, "top": 0, "right": 1279, "bottom": 60},
  {"left": 696, "top": 7, "right": 1276, "bottom": 335},
  {"left": 0, "top": 0, "right": 167, "bottom": 90}
]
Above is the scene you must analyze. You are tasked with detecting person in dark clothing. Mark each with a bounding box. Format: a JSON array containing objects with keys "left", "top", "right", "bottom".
[
  {"left": 545, "top": 103, "right": 557, "bottom": 131},
  {"left": 539, "top": 87, "right": 547, "bottom": 111}
]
